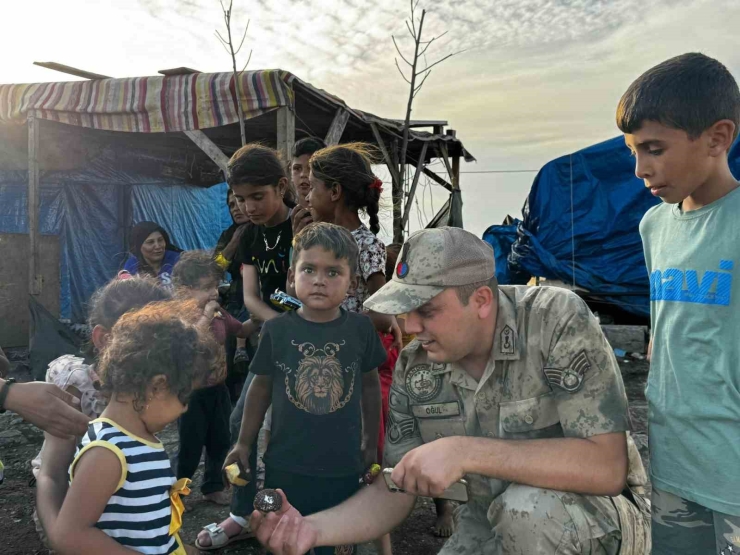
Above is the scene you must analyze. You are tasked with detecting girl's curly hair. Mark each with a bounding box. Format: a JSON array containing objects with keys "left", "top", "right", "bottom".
[{"left": 97, "top": 299, "right": 223, "bottom": 411}]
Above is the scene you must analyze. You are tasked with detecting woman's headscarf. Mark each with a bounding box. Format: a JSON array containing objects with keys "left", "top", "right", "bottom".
[{"left": 129, "top": 221, "right": 182, "bottom": 272}]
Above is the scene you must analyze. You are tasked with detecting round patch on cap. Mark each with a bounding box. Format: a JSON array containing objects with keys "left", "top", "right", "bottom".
[{"left": 397, "top": 262, "right": 409, "bottom": 279}]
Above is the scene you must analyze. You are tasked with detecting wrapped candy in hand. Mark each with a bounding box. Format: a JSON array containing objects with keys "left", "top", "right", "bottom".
[{"left": 254, "top": 488, "right": 283, "bottom": 513}]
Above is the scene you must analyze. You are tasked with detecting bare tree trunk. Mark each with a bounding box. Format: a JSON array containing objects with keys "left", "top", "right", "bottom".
[
  {"left": 391, "top": 2, "right": 462, "bottom": 241},
  {"left": 217, "top": 0, "right": 251, "bottom": 147}
]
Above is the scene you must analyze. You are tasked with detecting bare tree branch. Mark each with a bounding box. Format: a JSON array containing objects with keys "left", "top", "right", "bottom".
[
  {"left": 395, "top": 59, "right": 412, "bottom": 84},
  {"left": 235, "top": 20, "right": 250, "bottom": 55},
  {"left": 405, "top": 20, "right": 416, "bottom": 41},
  {"left": 413, "top": 70, "right": 431, "bottom": 97},
  {"left": 416, "top": 50, "right": 465, "bottom": 74},
  {"left": 392, "top": 36, "right": 413, "bottom": 66},
  {"left": 418, "top": 30, "right": 448, "bottom": 57},
  {"left": 240, "top": 49, "right": 253, "bottom": 73}
]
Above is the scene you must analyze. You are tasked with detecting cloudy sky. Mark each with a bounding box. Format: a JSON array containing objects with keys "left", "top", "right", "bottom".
[{"left": 3, "top": 0, "right": 740, "bottom": 241}]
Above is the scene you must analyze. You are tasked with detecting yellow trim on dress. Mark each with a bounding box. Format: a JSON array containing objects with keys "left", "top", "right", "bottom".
[
  {"left": 171, "top": 533, "right": 187, "bottom": 555},
  {"left": 92, "top": 417, "right": 163, "bottom": 448},
  {"left": 168, "top": 478, "right": 191, "bottom": 536},
  {"left": 70, "top": 440, "right": 127, "bottom": 492}
]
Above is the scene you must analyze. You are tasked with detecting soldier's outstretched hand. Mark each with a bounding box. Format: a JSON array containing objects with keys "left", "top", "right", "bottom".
[
  {"left": 392, "top": 437, "right": 465, "bottom": 498},
  {"left": 250, "top": 489, "right": 318, "bottom": 555}
]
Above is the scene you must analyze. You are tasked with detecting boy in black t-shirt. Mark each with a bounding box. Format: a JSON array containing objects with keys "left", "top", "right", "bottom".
[{"left": 225, "top": 222, "right": 386, "bottom": 555}]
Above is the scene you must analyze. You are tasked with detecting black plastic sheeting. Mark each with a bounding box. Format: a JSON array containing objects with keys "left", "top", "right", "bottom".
[
  {"left": 484, "top": 136, "right": 740, "bottom": 317},
  {"left": 0, "top": 152, "right": 232, "bottom": 322}
]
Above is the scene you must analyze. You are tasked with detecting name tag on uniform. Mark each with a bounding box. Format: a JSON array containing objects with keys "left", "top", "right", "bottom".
[{"left": 412, "top": 402, "right": 461, "bottom": 418}]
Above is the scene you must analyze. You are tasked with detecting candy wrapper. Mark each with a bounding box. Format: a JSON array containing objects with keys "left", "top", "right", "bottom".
[
  {"left": 224, "top": 462, "right": 250, "bottom": 487},
  {"left": 361, "top": 463, "right": 381, "bottom": 485}
]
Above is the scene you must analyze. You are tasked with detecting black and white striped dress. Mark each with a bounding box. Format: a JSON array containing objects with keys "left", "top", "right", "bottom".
[{"left": 70, "top": 418, "right": 185, "bottom": 555}]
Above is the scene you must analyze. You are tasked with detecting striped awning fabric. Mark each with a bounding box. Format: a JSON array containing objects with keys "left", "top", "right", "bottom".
[{"left": 0, "top": 69, "right": 295, "bottom": 133}]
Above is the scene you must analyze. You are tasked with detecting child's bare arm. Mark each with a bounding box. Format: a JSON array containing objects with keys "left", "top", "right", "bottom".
[
  {"left": 223, "top": 375, "right": 273, "bottom": 482},
  {"left": 236, "top": 319, "right": 257, "bottom": 339},
  {"left": 0, "top": 345, "right": 9, "bottom": 378},
  {"left": 361, "top": 369, "right": 382, "bottom": 466},
  {"left": 236, "top": 375, "right": 273, "bottom": 447},
  {"left": 36, "top": 433, "right": 76, "bottom": 535},
  {"left": 242, "top": 265, "right": 280, "bottom": 322},
  {"left": 49, "top": 447, "right": 136, "bottom": 554}
]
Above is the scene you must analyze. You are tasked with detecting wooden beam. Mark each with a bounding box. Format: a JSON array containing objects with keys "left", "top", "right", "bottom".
[
  {"left": 28, "top": 113, "right": 42, "bottom": 296},
  {"left": 324, "top": 108, "right": 350, "bottom": 146},
  {"left": 438, "top": 143, "right": 454, "bottom": 180},
  {"left": 402, "top": 142, "right": 429, "bottom": 228},
  {"left": 276, "top": 106, "right": 295, "bottom": 168},
  {"left": 33, "top": 61, "right": 110, "bottom": 80},
  {"left": 388, "top": 119, "right": 448, "bottom": 129},
  {"left": 158, "top": 67, "right": 201, "bottom": 76},
  {"left": 369, "top": 123, "right": 401, "bottom": 184},
  {"left": 421, "top": 167, "right": 453, "bottom": 192},
  {"left": 184, "top": 130, "right": 230, "bottom": 174},
  {"left": 451, "top": 154, "right": 460, "bottom": 190},
  {"left": 370, "top": 123, "right": 399, "bottom": 181}
]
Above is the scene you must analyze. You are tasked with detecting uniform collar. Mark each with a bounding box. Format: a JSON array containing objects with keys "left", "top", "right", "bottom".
[{"left": 492, "top": 287, "right": 520, "bottom": 361}]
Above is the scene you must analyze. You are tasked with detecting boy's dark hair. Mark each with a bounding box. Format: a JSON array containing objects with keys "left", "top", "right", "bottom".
[
  {"left": 88, "top": 275, "right": 172, "bottom": 330},
  {"left": 98, "top": 299, "right": 223, "bottom": 411},
  {"left": 292, "top": 222, "right": 359, "bottom": 275},
  {"left": 227, "top": 143, "right": 296, "bottom": 205},
  {"left": 309, "top": 143, "right": 383, "bottom": 234},
  {"left": 617, "top": 53, "right": 740, "bottom": 140},
  {"left": 172, "top": 250, "right": 223, "bottom": 289},
  {"left": 292, "top": 137, "right": 326, "bottom": 159}
]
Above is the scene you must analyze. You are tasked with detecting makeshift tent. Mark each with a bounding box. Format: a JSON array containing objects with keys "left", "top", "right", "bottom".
[
  {"left": 487, "top": 136, "right": 740, "bottom": 317},
  {"left": 0, "top": 68, "right": 472, "bottom": 346}
]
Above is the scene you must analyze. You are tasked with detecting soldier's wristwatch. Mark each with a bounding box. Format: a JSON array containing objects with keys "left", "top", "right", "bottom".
[{"left": 0, "top": 377, "right": 16, "bottom": 414}]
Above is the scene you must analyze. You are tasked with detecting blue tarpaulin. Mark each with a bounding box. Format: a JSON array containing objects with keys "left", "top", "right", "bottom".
[
  {"left": 482, "top": 220, "right": 521, "bottom": 285},
  {"left": 0, "top": 164, "right": 231, "bottom": 321},
  {"left": 488, "top": 136, "right": 740, "bottom": 317}
]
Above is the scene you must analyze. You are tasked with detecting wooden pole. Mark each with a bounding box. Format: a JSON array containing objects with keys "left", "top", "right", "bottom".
[
  {"left": 402, "top": 142, "right": 429, "bottom": 228},
  {"left": 28, "top": 112, "right": 41, "bottom": 296},
  {"left": 324, "top": 108, "right": 349, "bottom": 146},
  {"left": 451, "top": 154, "right": 460, "bottom": 190},
  {"left": 276, "top": 107, "right": 295, "bottom": 168},
  {"left": 184, "top": 130, "right": 230, "bottom": 174},
  {"left": 421, "top": 167, "right": 453, "bottom": 192}
]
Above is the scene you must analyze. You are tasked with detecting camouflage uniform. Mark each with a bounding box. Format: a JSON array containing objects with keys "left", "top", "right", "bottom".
[
  {"left": 382, "top": 285, "right": 651, "bottom": 554},
  {"left": 651, "top": 487, "right": 740, "bottom": 555}
]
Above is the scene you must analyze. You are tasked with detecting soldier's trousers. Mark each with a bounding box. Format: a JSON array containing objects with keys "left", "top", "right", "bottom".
[
  {"left": 439, "top": 484, "right": 651, "bottom": 555},
  {"left": 652, "top": 486, "right": 740, "bottom": 555}
]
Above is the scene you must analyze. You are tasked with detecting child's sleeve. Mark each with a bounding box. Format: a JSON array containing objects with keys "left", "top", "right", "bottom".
[
  {"left": 359, "top": 235, "right": 387, "bottom": 282},
  {"left": 249, "top": 322, "right": 275, "bottom": 376},
  {"left": 363, "top": 318, "right": 388, "bottom": 372},
  {"left": 223, "top": 312, "right": 244, "bottom": 336}
]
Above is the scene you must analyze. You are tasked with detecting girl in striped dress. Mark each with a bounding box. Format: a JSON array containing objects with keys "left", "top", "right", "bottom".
[{"left": 36, "top": 299, "right": 222, "bottom": 555}]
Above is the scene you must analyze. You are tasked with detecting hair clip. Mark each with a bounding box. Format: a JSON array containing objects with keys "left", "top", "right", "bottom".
[{"left": 370, "top": 178, "right": 384, "bottom": 193}]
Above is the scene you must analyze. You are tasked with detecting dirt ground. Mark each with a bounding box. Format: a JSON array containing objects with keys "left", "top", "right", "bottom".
[{"left": 0, "top": 353, "right": 649, "bottom": 555}]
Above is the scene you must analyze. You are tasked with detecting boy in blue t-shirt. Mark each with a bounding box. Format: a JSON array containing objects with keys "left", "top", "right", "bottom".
[{"left": 617, "top": 53, "right": 740, "bottom": 554}]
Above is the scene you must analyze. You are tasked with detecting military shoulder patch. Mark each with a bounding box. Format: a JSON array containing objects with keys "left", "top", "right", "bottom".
[
  {"left": 500, "top": 325, "right": 515, "bottom": 355},
  {"left": 405, "top": 364, "right": 443, "bottom": 402},
  {"left": 543, "top": 350, "right": 591, "bottom": 393}
]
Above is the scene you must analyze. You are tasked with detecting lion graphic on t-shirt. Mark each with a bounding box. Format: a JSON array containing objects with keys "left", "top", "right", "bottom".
[
  {"left": 295, "top": 353, "right": 345, "bottom": 414},
  {"left": 285, "top": 341, "right": 355, "bottom": 415}
]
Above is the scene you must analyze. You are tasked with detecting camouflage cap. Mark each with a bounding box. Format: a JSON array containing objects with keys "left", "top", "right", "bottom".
[{"left": 364, "top": 227, "right": 495, "bottom": 315}]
